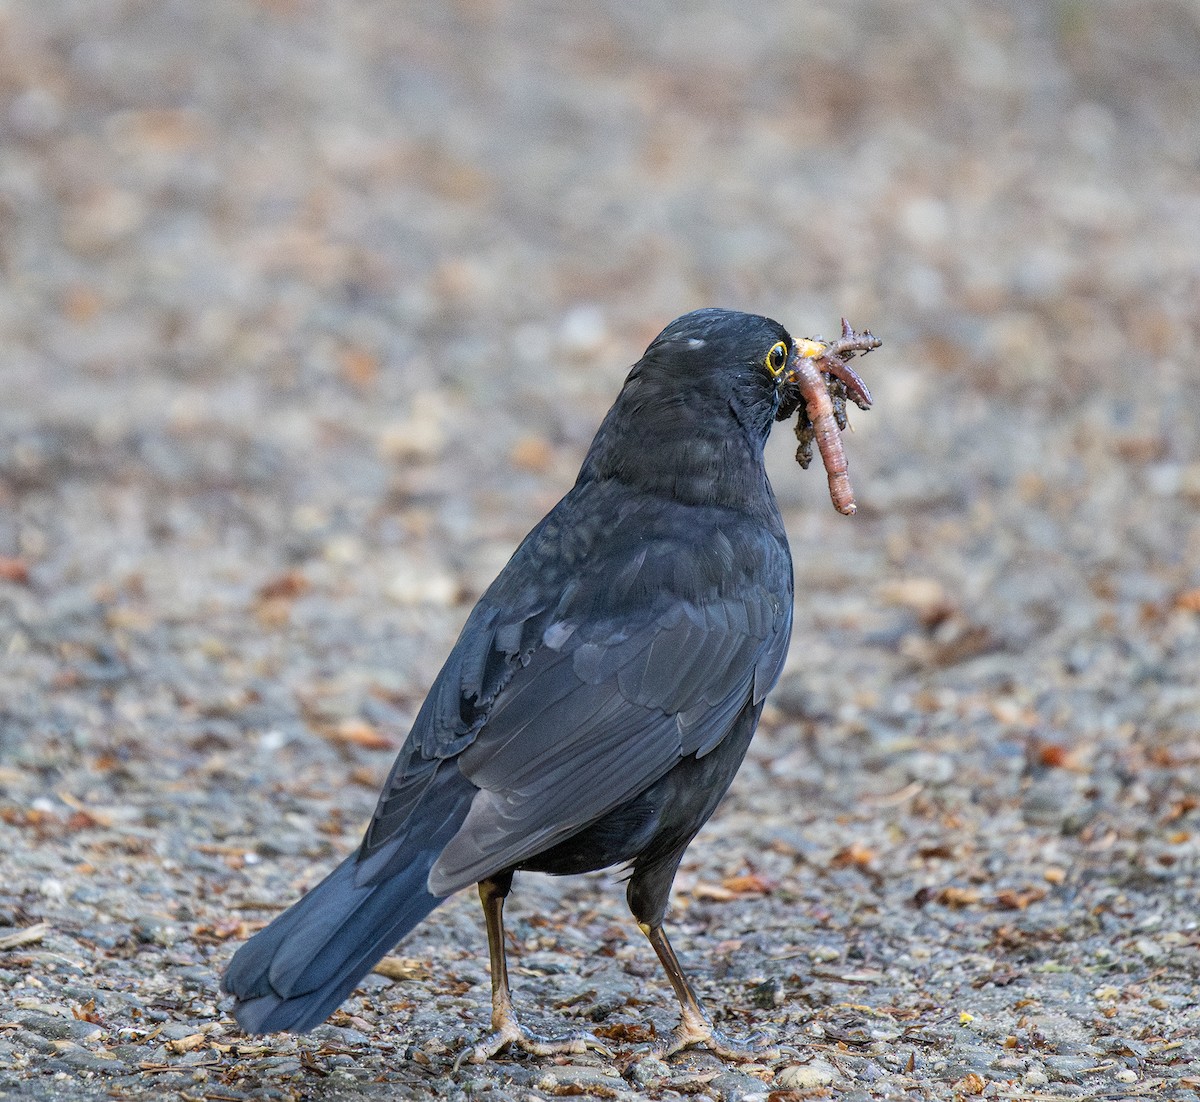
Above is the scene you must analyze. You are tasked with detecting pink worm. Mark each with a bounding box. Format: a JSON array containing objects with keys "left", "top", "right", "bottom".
[{"left": 793, "top": 354, "right": 859, "bottom": 515}]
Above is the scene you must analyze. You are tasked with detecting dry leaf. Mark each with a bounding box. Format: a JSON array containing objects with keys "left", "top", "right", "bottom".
[
  {"left": 71, "top": 998, "right": 104, "bottom": 1025},
  {"left": 257, "top": 571, "right": 310, "bottom": 601},
  {"left": 831, "top": 842, "right": 876, "bottom": 868},
  {"left": 56, "top": 792, "right": 114, "bottom": 827},
  {"left": 1174, "top": 588, "right": 1200, "bottom": 613},
  {"left": 937, "top": 887, "right": 981, "bottom": 908},
  {"left": 693, "top": 882, "right": 739, "bottom": 902},
  {"left": 0, "top": 557, "right": 30, "bottom": 585},
  {"left": 721, "top": 873, "right": 777, "bottom": 895},
  {"left": 994, "top": 887, "right": 1047, "bottom": 910},
  {"left": 693, "top": 874, "right": 777, "bottom": 901},
  {"left": 325, "top": 720, "right": 396, "bottom": 751},
  {"left": 328, "top": 1010, "right": 374, "bottom": 1032},
  {"left": 594, "top": 1022, "right": 656, "bottom": 1043},
  {"left": 193, "top": 919, "right": 256, "bottom": 943},
  {"left": 1035, "top": 742, "right": 1071, "bottom": 768},
  {"left": 373, "top": 956, "right": 429, "bottom": 981},
  {"left": 0, "top": 922, "right": 51, "bottom": 950}
]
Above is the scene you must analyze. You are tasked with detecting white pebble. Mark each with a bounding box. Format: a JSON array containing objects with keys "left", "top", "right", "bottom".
[{"left": 776, "top": 1060, "right": 837, "bottom": 1088}]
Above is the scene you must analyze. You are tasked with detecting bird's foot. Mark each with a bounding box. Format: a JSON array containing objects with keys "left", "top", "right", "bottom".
[
  {"left": 455, "top": 1016, "right": 611, "bottom": 1068},
  {"left": 658, "top": 1004, "right": 778, "bottom": 1063}
]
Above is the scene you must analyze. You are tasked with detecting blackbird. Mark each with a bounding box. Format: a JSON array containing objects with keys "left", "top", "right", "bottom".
[{"left": 224, "top": 308, "right": 834, "bottom": 1062}]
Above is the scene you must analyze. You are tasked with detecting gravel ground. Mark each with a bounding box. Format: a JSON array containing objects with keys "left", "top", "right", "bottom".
[{"left": 2, "top": 1, "right": 1199, "bottom": 1099}]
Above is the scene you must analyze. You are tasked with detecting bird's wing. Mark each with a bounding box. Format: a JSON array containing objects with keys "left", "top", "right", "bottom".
[
  {"left": 425, "top": 584, "right": 791, "bottom": 894},
  {"left": 355, "top": 487, "right": 791, "bottom": 893},
  {"left": 354, "top": 596, "right": 558, "bottom": 881}
]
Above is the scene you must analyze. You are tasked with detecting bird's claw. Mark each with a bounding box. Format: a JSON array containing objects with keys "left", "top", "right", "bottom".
[
  {"left": 454, "top": 1019, "right": 611, "bottom": 1069},
  {"left": 657, "top": 1005, "right": 779, "bottom": 1063}
]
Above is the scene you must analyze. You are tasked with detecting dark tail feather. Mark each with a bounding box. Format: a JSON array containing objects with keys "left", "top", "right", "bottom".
[{"left": 223, "top": 772, "right": 473, "bottom": 1034}]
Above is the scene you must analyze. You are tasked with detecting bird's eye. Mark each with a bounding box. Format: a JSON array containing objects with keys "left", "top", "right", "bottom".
[{"left": 765, "top": 342, "right": 789, "bottom": 376}]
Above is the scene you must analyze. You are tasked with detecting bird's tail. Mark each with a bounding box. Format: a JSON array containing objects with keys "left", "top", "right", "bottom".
[{"left": 222, "top": 772, "right": 473, "bottom": 1034}]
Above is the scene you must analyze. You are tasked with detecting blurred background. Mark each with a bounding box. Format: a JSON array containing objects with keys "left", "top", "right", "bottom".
[
  {"left": 2, "top": 0, "right": 1196, "bottom": 763},
  {"left": 1, "top": 0, "right": 1198, "bottom": 1094}
]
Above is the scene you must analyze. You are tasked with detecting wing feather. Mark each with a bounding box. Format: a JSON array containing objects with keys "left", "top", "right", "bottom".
[{"left": 358, "top": 481, "right": 793, "bottom": 895}]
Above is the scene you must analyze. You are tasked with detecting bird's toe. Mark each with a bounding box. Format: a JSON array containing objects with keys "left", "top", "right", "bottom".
[
  {"left": 658, "top": 1005, "right": 778, "bottom": 1063},
  {"left": 456, "top": 1018, "right": 611, "bottom": 1067}
]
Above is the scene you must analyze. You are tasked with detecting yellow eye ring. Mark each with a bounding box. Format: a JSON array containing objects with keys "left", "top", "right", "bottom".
[{"left": 765, "top": 341, "right": 789, "bottom": 377}]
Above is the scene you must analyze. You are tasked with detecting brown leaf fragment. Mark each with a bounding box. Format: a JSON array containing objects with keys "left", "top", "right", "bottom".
[
  {"left": 925, "top": 623, "right": 995, "bottom": 668},
  {"left": 64, "top": 810, "right": 103, "bottom": 832},
  {"left": 300, "top": 1048, "right": 331, "bottom": 1076},
  {"left": 57, "top": 792, "right": 115, "bottom": 827},
  {"left": 373, "top": 956, "right": 430, "bottom": 981},
  {"left": 693, "top": 882, "right": 740, "bottom": 902},
  {"left": 254, "top": 570, "right": 311, "bottom": 627},
  {"left": 593, "top": 1021, "right": 656, "bottom": 1043},
  {"left": 692, "top": 872, "right": 775, "bottom": 900},
  {"left": 0, "top": 557, "right": 30, "bottom": 584},
  {"left": 328, "top": 1010, "right": 373, "bottom": 1031},
  {"left": 192, "top": 918, "right": 257, "bottom": 943},
  {"left": 972, "top": 965, "right": 1022, "bottom": 989},
  {"left": 538, "top": 1080, "right": 620, "bottom": 1099},
  {"left": 165, "top": 1033, "right": 207, "bottom": 1054},
  {"left": 0, "top": 922, "right": 51, "bottom": 950},
  {"left": 1174, "top": 588, "right": 1200, "bottom": 613},
  {"left": 71, "top": 998, "right": 105, "bottom": 1025},
  {"left": 954, "top": 1071, "right": 986, "bottom": 1095},
  {"left": 830, "top": 842, "right": 876, "bottom": 869},
  {"left": 256, "top": 570, "right": 311, "bottom": 602},
  {"left": 936, "top": 886, "right": 982, "bottom": 908},
  {"left": 993, "top": 887, "right": 1047, "bottom": 910},
  {"left": 917, "top": 843, "right": 956, "bottom": 860},
  {"left": 324, "top": 719, "right": 397, "bottom": 751},
  {"left": 720, "top": 873, "right": 777, "bottom": 895},
  {"left": 1033, "top": 740, "right": 1084, "bottom": 770}
]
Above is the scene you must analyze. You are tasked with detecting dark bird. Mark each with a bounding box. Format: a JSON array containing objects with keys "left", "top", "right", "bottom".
[{"left": 224, "top": 308, "right": 848, "bottom": 1062}]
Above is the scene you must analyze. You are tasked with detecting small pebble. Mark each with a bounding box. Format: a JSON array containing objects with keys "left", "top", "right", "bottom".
[{"left": 776, "top": 1060, "right": 837, "bottom": 1089}]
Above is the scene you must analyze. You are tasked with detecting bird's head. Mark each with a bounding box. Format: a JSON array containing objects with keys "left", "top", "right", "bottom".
[
  {"left": 578, "top": 308, "right": 810, "bottom": 511},
  {"left": 636, "top": 308, "right": 800, "bottom": 441}
]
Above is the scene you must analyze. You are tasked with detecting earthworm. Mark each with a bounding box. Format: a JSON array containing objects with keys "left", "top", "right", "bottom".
[{"left": 788, "top": 319, "right": 881, "bottom": 516}]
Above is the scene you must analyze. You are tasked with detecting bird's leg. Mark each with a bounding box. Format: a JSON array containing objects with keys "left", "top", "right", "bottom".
[
  {"left": 457, "top": 874, "right": 610, "bottom": 1066},
  {"left": 640, "top": 922, "right": 778, "bottom": 1063}
]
